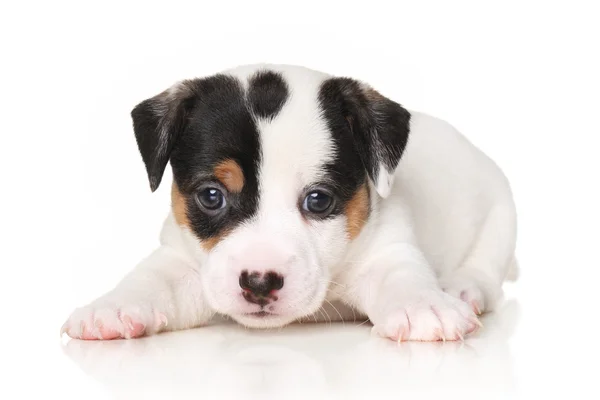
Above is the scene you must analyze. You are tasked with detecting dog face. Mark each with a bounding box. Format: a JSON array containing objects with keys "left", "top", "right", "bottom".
[{"left": 131, "top": 64, "right": 410, "bottom": 328}]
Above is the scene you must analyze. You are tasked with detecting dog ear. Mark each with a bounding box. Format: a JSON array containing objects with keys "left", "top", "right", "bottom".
[
  {"left": 320, "top": 78, "right": 411, "bottom": 198},
  {"left": 130, "top": 80, "right": 198, "bottom": 192}
]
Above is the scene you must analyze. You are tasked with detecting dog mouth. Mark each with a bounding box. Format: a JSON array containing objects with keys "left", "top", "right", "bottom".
[{"left": 247, "top": 311, "right": 275, "bottom": 318}]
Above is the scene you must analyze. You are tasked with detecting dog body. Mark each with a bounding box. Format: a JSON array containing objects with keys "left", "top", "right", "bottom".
[{"left": 62, "top": 64, "right": 517, "bottom": 342}]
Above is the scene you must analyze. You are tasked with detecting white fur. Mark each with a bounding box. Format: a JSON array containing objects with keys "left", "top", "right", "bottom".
[
  {"left": 201, "top": 67, "right": 345, "bottom": 328},
  {"left": 374, "top": 165, "right": 394, "bottom": 198},
  {"left": 62, "top": 64, "right": 517, "bottom": 342}
]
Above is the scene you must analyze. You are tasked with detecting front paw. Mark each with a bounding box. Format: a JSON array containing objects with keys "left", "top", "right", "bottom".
[
  {"left": 61, "top": 301, "right": 168, "bottom": 340},
  {"left": 372, "top": 291, "right": 481, "bottom": 342}
]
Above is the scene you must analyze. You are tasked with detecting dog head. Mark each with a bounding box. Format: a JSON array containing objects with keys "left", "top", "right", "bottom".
[{"left": 131, "top": 64, "right": 411, "bottom": 328}]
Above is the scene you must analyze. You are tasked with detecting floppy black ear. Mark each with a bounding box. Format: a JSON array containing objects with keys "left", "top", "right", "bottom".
[
  {"left": 319, "top": 78, "right": 411, "bottom": 198},
  {"left": 131, "top": 80, "right": 198, "bottom": 192}
]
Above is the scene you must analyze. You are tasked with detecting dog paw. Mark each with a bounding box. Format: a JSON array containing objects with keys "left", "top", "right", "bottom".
[
  {"left": 440, "top": 275, "right": 486, "bottom": 315},
  {"left": 372, "top": 291, "right": 481, "bottom": 342},
  {"left": 61, "top": 303, "right": 168, "bottom": 340}
]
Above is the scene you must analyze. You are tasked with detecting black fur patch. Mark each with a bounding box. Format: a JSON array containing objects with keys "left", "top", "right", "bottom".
[
  {"left": 318, "top": 77, "right": 411, "bottom": 194},
  {"left": 131, "top": 81, "right": 200, "bottom": 192},
  {"left": 247, "top": 70, "right": 289, "bottom": 120},
  {"left": 131, "top": 74, "right": 263, "bottom": 242},
  {"left": 169, "top": 75, "right": 262, "bottom": 241},
  {"left": 314, "top": 81, "right": 368, "bottom": 220}
]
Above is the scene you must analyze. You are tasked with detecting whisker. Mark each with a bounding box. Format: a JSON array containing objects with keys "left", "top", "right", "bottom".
[
  {"left": 312, "top": 312, "right": 319, "bottom": 324},
  {"left": 318, "top": 306, "right": 332, "bottom": 326},
  {"left": 324, "top": 299, "right": 345, "bottom": 326},
  {"left": 320, "top": 279, "right": 346, "bottom": 288}
]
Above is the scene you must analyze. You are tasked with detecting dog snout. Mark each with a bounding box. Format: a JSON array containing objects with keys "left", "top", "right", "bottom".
[{"left": 239, "top": 270, "right": 284, "bottom": 305}]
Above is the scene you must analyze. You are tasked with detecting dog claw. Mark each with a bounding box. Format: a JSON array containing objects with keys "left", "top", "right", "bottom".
[
  {"left": 434, "top": 329, "right": 446, "bottom": 342},
  {"left": 159, "top": 313, "right": 168, "bottom": 327}
]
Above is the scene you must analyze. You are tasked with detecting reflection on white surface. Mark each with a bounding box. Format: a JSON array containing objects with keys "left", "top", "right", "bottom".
[{"left": 63, "top": 299, "right": 520, "bottom": 400}]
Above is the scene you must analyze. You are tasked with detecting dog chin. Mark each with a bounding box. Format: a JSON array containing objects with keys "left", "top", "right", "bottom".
[
  {"left": 231, "top": 312, "right": 300, "bottom": 329},
  {"left": 230, "top": 297, "right": 326, "bottom": 329}
]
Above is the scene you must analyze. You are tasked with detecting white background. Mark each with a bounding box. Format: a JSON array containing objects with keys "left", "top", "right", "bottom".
[{"left": 1, "top": 1, "right": 599, "bottom": 399}]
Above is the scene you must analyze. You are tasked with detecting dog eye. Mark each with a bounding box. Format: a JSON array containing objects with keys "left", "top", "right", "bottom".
[
  {"left": 196, "top": 188, "right": 227, "bottom": 212},
  {"left": 303, "top": 191, "right": 334, "bottom": 216}
]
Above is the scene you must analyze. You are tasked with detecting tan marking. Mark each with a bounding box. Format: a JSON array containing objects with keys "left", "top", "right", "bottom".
[
  {"left": 171, "top": 182, "right": 191, "bottom": 228},
  {"left": 171, "top": 182, "right": 232, "bottom": 252},
  {"left": 345, "top": 183, "right": 370, "bottom": 240},
  {"left": 201, "top": 231, "right": 231, "bottom": 252},
  {"left": 214, "top": 159, "right": 245, "bottom": 193}
]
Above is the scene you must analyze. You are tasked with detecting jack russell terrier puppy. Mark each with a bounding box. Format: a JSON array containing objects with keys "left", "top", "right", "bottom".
[{"left": 61, "top": 64, "right": 518, "bottom": 342}]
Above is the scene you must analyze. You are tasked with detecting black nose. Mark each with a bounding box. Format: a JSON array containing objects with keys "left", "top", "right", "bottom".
[{"left": 239, "top": 271, "right": 284, "bottom": 303}]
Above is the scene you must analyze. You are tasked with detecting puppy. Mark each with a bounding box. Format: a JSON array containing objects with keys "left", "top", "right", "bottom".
[{"left": 61, "top": 64, "right": 518, "bottom": 342}]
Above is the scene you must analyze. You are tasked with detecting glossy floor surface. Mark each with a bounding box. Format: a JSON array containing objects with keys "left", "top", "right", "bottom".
[
  {"left": 60, "top": 299, "right": 520, "bottom": 400},
  {"left": 48, "top": 282, "right": 591, "bottom": 400}
]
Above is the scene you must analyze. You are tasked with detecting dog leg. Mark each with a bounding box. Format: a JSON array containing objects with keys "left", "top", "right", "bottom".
[
  {"left": 339, "top": 244, "right": 480, "bottom": 342},
  {"left": 61, "top": 245, "right": 211, "bottom": 340},
  {"left": 439, "top": 204, "right": 518, "bottom": 315}
]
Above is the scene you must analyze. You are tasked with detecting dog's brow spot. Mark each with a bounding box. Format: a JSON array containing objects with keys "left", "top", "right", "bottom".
[
  {"left": 171, "top": 182, "right": 191, "bottom": 228},
  {"left": 345, "top": 183, "right": 370, "bottom": 240},
  {"left": 214, "top": 159, "right": 245, "bottom": 193},
  {"left": 247, "top": 70, "right": 289, "bottom": 120}
]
